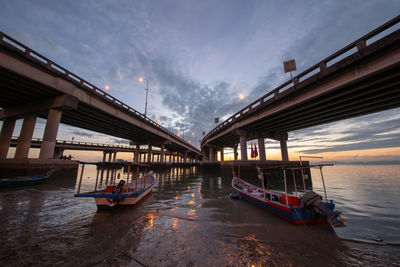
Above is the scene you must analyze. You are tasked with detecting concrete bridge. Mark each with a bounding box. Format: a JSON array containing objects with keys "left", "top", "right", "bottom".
[
  {"left": 202, "top": 16, "right": 400, "bottom": 162},
  {"left": 0, "top": 31, "right": 201, "bottom": 171},
  {"left": 8, "top": 137, "right": 200, "bottom": 164}
]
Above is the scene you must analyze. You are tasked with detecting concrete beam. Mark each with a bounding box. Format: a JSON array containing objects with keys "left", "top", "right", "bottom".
[{"left": 0, "top": 95, "right": 78, "bottom": 120}]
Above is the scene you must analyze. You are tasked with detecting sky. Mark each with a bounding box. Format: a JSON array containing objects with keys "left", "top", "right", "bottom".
[{"left": 0, "top": 0, "right": 399, "bottom": 162}]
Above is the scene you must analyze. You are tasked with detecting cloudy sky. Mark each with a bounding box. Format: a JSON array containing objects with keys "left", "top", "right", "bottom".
[{"left": 1, "top": 0, "right": 399, "bottom": 161}]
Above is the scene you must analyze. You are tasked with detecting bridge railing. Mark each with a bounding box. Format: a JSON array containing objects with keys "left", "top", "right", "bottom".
[
  {"left": 0, "top": 32, "right": 200, "bottom": 153},
  {"left": 202, "top": 15, "right": 400, "bottom": 145},
  {"left": 11, "top": 136, "right": 135, "bottom": 150}
]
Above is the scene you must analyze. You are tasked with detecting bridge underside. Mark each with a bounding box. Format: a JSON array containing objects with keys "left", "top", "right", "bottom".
[
  {"left": 0, "top": 66, "right": 196, "bottom": 156},
  {"left": 204, "top": 31, "right": 400, "bottom": 148}
]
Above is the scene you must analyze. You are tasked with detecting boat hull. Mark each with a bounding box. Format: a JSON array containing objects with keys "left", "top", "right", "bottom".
[
  {"left": 74, "top": 171, "right": 155, "bottom": 208},
  {"left": 0, "top": 178, "right": 45, "bottom": 188},
  {"left": 0, "top": 170, "right": 56, "bottom": 188},
  {"left": 94, "top": 185, "right": 154, "bottom": 207},
  {"left": 232, "top": 177, "right": 333, "bottom": 225}
]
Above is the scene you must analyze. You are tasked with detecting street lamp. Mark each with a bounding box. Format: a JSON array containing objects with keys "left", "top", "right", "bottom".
[
  {"left": 239, "top": 93, "right": 251, "bottom": 102},
  {"left": 138, "top": 77, "right": 149, "bottom": 117}
]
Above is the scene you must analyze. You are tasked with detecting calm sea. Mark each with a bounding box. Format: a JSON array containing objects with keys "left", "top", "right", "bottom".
[{"left": 0, "top": 164, "right": 399, "bottom": 266}]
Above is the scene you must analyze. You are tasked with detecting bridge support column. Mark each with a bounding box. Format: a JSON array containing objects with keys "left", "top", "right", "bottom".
[
  {"left": 184, "top": 151, "right": 188, "bottom": 163},
  {"left": 220, "top": 147, "right": 224, "bottom": 161},
  {"left": 240, "top": 135, "right": 248, "bottom": 161},
  {"left": 233, "top": 145, "right": 238, "bottom": 161},
  {"left": 280, "top": 140, "right": 289, "bottom": 161},
  {"left": 147, "top": 145, "right": 152, "bottom": 163},
  {"left": 113, "top": 152, "right": 117, "bottom": 162},
  {"left": 102, "top": 151, "right": 107, "bottom": 162},
  {"left": 160, "top": 145, "right": 165, "bottom": 163},
  {"left": 0, "top": 118, "right": 16, "bottom": 159},
  {"left": 209, "top": 146, "right": 215, "bottom": 161},
  {"left": 258, "top": 138, "right": 266, "bottom": 161},
  {"left": 15, "top": 114, "right": 37, "bottom": 159},
  {"left": 108, "top": 152, "right": 112, "bottom": 162},
  {"left": 134, "top": 144, "right": 140, "bottom": 162},
  {"left": 39, "top": 108, "right": 62, "bottom": 159}
]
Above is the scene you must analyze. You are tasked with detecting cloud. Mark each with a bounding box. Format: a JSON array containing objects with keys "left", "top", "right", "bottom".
[
  {"left": 290, "top": 109, "right": 400, "bottom": 154},
  {"left": 111, "top": 138, "right": 130, "bottom": 145},
  {"left": 71, "top": 131, "right": 93, "bottom": 138}
]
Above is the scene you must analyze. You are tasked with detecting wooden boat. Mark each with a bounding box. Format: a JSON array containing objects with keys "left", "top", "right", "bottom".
[
  {"left": 232, "top": 164, "right": 345, "bottom": 227},
  {"left": 74, "top": 166, "right": 155, "bottom": 208},
  {"left": 0, "top": 169, "right": 57, "bottom": 188}
]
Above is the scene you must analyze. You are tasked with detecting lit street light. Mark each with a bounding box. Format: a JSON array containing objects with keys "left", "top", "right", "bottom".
[
  {"left": 138, "top": 77, "right": 149, "bottom": 117},
  {"left": 239, "top": 93, "right": 251, "bottom": 102}
]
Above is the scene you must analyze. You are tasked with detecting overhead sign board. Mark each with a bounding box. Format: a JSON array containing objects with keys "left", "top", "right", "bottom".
[{"left": 283, "top": 59, "right": 297, "bottom": 73}]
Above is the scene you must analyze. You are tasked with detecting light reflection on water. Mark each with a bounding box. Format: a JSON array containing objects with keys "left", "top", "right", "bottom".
[{"left": 0, "top": 164, "right": 399, "bottom": 265}]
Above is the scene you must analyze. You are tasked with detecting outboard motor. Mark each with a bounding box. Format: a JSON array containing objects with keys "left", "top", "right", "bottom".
[{"left": 301, "top": 191, "right": 345, "bottom": 227}]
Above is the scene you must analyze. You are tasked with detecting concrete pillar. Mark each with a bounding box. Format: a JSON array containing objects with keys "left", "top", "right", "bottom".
[
  {"left": 233, "top": 145, "right": 238, "bottom": 161},
  {"left": 0, "top": 118, "right": 16, "bottom": 159},
  {"left": 209, "top": 146, "right": 214, "bottom": 161},
  {"left": 39, "top": 108, "right": 62, "bottom": 159},
  {"left": 113, "top": 152, "right": 117, "bottom": 162},
  {"left": 160, "top": 145, "right": 165, "bottom": 163},
  {"left": 102, "top": 151, "right": 106, "bottom": 162},
  {"left": 15, "top": 114, "right": 37, "bottom": 159},
  {"left": 147, "top": 145, "right": 152, "bottom": 163},
  {"left": 240, "top": 135, "right": 248, "bottom": 161},
  {"left": 184, "top": 151, "right": 188, "bottom": 163},
  {"left": 258, "top": 138, "right": 266, "bottom": 161},
  {"left": 169, "top": 152, "right": 172, "bottom": 163},
  {"left": 108, "top": 152, "right": 112, "bottom": 162},
  {"left": 280, "top": 139, "right": 289, "bottom": 161},
  {"left": 134, "top": 144, "right": 140, "bottom": 162},
  {"left": 220, "top": 147, "right": 224, "bottom": 161}
]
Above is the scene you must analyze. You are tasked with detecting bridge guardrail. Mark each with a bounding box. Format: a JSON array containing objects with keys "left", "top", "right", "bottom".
[
  {"left": 11, "top": 136, "right": 135, "bottom": 149},
  {"left": 0, "top": 32, "right": 200, "bottom": 153},
  {"left": 201, "top": 15, "right": 400, "bottom": 146}
]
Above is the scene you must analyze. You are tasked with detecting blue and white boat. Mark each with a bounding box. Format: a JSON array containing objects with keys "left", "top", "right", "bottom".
[{"left": 74, "top": 170, "right": 155, "bottom": 208}]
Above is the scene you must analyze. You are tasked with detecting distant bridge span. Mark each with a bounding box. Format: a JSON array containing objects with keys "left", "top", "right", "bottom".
[
  {"left": 202, "top": 16, "right": 400, "bottom": 161},
  {"left": 0, "top": 32, "right": 201, "bottom": 163},
  {"left": 8, "top": 137, "right": 197, "bottom": 163}
]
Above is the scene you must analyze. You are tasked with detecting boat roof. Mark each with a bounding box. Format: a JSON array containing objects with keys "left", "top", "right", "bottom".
[{"left": 259, "top": 164, "right": 333, "bottom": 171}]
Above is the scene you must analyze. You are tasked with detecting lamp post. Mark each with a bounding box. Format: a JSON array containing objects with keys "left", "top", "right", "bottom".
[{"left": 138, "top": 77, "right": 149, "bottom": 117}]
